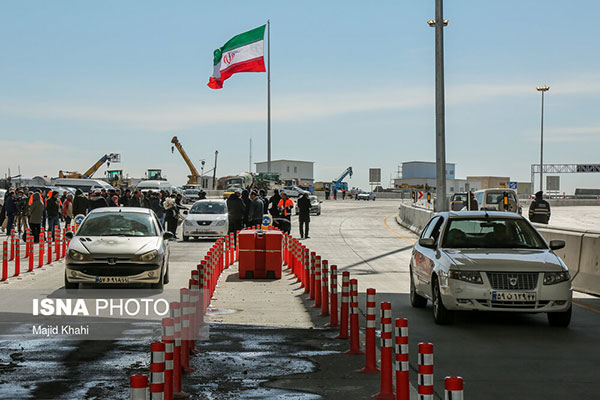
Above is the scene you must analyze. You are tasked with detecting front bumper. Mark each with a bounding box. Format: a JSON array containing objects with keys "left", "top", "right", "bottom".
[
  {"left": 183, "top": 224, "right": 227, "bottom": 238},
  {"left": 439, "top": 275, "right": 572, "bottom": 313},
  {"left": 65, "top": 263, "right": 162, "bottom": 284}
]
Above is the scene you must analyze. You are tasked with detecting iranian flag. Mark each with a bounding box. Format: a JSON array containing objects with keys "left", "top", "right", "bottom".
[{"left": 207, "top": 25, "right": 266, "bottom": 89}]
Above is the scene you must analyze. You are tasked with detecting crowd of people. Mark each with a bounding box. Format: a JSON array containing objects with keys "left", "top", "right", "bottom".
[{"left": 0, "top": 187, "right": 188, "bottom": 241}]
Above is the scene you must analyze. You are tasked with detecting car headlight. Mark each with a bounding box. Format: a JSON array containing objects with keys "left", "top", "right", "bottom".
[
  {"left": 449, "top": 270, "right": 483, "bottom": 284},
  {"left": 215, "top": 220, "right": 226, "bottom": 226},
  {"left": 134, "top": 250, "right": 158, "bottom": 262},
  {"left": 543, "top": 271, "right": 570, "bottom": 285},
  {"left": 184, "top": 219, "right": 194, "bottom": 226},
  {"left": 68, "top": 249, "right": 91, "bottom": 262}
]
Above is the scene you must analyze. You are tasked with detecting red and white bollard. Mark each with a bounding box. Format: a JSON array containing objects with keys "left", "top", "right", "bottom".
[
  {"left": 2, "top": 241, "right": 7, "bottom": 282},
  {"left": 309, "top": 251, "right": 316, "bottom": 300},
  {"left": 47, "top": 237, "right": 52, "bottom": 265},
  {"left": 336, "top": 271, "right": 350, "bottom": 339},
  {"left": 150, "top": 341, "right": 165, "bottom": 400},
  {"left": 170, "top": 302, "right": 190, "bottom": 399},
  {"left": 359, "top": 288, "right": 379, "bottom": 373},
  {"left": 303, "top": 247, "right": 310, "bottom": 294},
  {"left": 54, "top": 227, "right": 60, "bottom": 257},
  {"left": 327, "top": 265, "right": 339, "bottom": 327},
  {"left": 13, "top": 239, "right": 20, "bottom": 277},
  {"left": 313, "top": 256, "right": 322, "bottom": 308},
  {"left": 445, "top": 376, "right": 463, "bottom": 400},
  {"left": 9, "top": 230, "right": 15, "bottom": 261},
  {"left": 395, "top": 318, "right": 409, "bottom": 400},
  {"left": 38, "top": 239, "right": 44, "bottom": 268},
  {"left": 180, "top": 288, "right": 194, "bottom": 374},
  {"left": 320, "top": 260, "right": 329, "bottom": 317},
  {"left": 162, "top": 318, "right": 175, "bottom": 400},
  {"left": 129, "top": 374, "right": 148, "bottom": 400},
  {"left": 418, "top": 342, "right": 434, "bottom": 400},
  {"left": 62, "top": 228, "right": 67, "bottom": 259},
  {"left": 28, "top": 235, "right": 34, "bottom": 272},
  {"left": 373, "top": 302, "right": 394, "bottom": 399},
  {"left": 345, "top": 279, "right": 363, "bottom": 354}
]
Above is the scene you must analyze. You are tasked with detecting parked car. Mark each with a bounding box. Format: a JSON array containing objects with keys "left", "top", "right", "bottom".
[
  {"left": 409, "top": 211, "right": 572, "bottom": 326},
  {"left": 0, "top": 189, "right": 6, "bottom": 206},
  {"left": 473, "top": 188, "right": 521, "bottom": 214},
  {"left": 182, "top": 189, "right": 200, "bottom": 204},
  {"left": 64, "top": 208, "right": 172, "bottom": 290},
  {"left": 182, "top": 199, "right": 228, "bottom": 241},
  {"left": 449, "top": 193, "right": 468, "bottom": 211},
  {"left": 295, "top": 195, "right": 322, "bottom": 215},
  {"left": 356, "top": 191, "right": 376, "bottom": 201},
  {"left": 281, "top": 186, "right": 304, "bottom": 198}
]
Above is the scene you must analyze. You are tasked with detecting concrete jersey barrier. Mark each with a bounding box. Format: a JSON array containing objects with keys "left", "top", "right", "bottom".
[{"left": 396, "top": 204, "right": 433, "bottom": 235}]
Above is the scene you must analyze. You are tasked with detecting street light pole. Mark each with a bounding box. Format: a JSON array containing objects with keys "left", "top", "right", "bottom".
[
  {"left": 536, "top": 85, "right": 549, "bottom": 192},
  {"left": 428, "top": 0, "right": 449, "bottom": 211}
]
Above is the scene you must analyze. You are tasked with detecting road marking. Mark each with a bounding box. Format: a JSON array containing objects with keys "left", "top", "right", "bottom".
[
  {"left": 573, "top": 299, "right": 600, "bottom": 314},
  {"left": 383, "top": 214, "right": 416, "bottom": 244}
]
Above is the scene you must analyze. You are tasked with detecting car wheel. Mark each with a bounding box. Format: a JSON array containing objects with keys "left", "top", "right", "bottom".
[
  {"left": 410, "top": 267, "right": 427, "bottom": 308},
  {"left": 163, "top": 265, "right": 170, "bottom": 285},
  {"left": 64, "top": 273, "right": 78, "bottom": 290},
  {"left": 317, "top": 211, "right": 321, "bottom": 216},
  {"left": 432, "top": 276, "right": 454, "bottom": 325},
  {"left": 150, "top": 268, "right": 165, "bottom": 290},
  {"left": 547, "top": 305, "right": 571, "bottom": 327},
  {"left": 183, "top": 235, "right": 189, "bottom": 242}
]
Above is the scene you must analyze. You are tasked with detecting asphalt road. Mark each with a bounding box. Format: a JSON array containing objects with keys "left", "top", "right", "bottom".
[{"left": 0, "top": 199, "right": 599, "bottom": 399}]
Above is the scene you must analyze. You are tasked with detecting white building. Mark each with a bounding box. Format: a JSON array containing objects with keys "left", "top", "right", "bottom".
[
  {"left": 394, "top": 161, "right": 481, "bottom": 193},
  {"left": 255, "top": 160, "right": 314, "bottom": 186}
]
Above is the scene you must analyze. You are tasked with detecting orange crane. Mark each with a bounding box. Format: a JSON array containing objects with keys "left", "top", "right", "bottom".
[
  {"left": 59, "top": 153, "right": 121, "bottom": 179},
  {"left": 171, "top": 136, "right": 201, "bottom": 185}
]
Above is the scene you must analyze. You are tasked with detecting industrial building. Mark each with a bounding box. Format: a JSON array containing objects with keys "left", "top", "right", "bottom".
[
  {"left": 255, "top": 160, "right": 314, "bottom": 186},
  {"left": 393, "top": 161, "right": 481, "bottom": 193}
]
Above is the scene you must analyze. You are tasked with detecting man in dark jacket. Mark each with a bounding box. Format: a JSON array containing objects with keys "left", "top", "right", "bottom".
[
  {"left": 120, "top": 189, "right": 131, "bottom": 207},
  {"left": 241, "top": 189, "right": 251, "bottom": 227},
  {"left": 129, "top": 191, "right": 144, "bottom": 207},
  {"left": 248, "top": 190, "right": 264, "bottom": 227},
  {"left": 46, "top": 191, "right": 61, "bottom": 239},
  {"left": 268, "top": 189, "right": 281, "bottom": 219},
  {"left": 297, "top": 191, "right": 312, "bottom": 239},
  {"left": 150, "top": 192, "right": 165, "bottom": 226},
  {"left": 529, "top": 191, "right": 551, "bottom": 224},
  {"left": 227, "top": 190, "right": 245, "bottom": 235},
  {"left": 89, "top": 192, "right": 108, "bottom": 210},
  {"left": 72, "top": 190, "right": 89, "bottom": 216},
  {"left": 4, "top": 190, "right": 16, "bottom": 235}
]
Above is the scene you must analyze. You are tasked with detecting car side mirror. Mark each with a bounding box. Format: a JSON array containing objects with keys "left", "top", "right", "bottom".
[
  {"left": 418, "top": 238, "right": 436, "bottom": 249},
  {"left": 549, "top": 240, "right": 565, "bottom": 250},
  {"left": 65, "top": 231, "right": 74, "bottom": 240},
  {"left": 163, "top": 231, "right": 174, "bottom": 240},
  {"left": 183, "top": 210, "right": 188, "bottom": 215}
]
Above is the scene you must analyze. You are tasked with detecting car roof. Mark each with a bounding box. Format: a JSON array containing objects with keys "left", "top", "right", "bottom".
[
  {"left": 437, "top": 211, "right": 524, "bottom": 219},
  {"left": 193, "top": 199, "right": 226, "bottom": 203},
  {"left": 89, "top": 207, "right": 153, "bottom": 214}
]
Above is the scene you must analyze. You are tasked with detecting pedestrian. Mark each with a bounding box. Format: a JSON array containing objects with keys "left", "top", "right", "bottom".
[
  {"left": 89, "top": 191, "right": 108, "bottom": 210},
  {"left": 0, "top": 189, "right": 9, "bottom": 232},
  {"left": 467, "top": 192, "right": 479, "bottom": 211},
  {"left": 62, "top": 194, "right": 74, "bottom": 226},
  {"left": 14, "top": 189, "right": 28, "bottom": 235},
  {"left": 27, "top": 192, "right": 44, "bottom": 243},
  {"left": 529, "top": 191, "right": 551, "bottom": 224},
  {"left": 277, "top": 191, "right": 294, "bottom": 234},
  {"left": 129, "top": 190, "right": 143, "bottom": 207},
  {"left": 324, "top": 186, "right": 330, "bottom": 200},
  {"left": 4, "top": 190, "right": 16, "bottom": 235},
  {"left": 46, "top": 191, "right": 61, "bottom": 239},
  {"left": 241, "top": 189, "right": 251, "bottom": 227},
  {"left": 120, "top": 189, "right": 131, "bottom": 207},
  {"left": 164, "top": 196, "right": 179, "bottom": 239},
  {"left": 259, "top": 189, "right": 269, "bottom": 214},
  {"left": 342, "top": 188, "right": 346, "bottom": 200},
  {"left": 297, "top": 191, "right": 311, "bottom": 239},
  {"left": 227, "top": 189, "right": 245, "bottom": 235},
  {"left": 248, "top": 190, "right": 264, "bottom": 227},
  {"left": 72, "top": 189, "right": 89, "bottom": 216},
  {"left": 143, "top": 191, "right": 152, "bottom": 209},
  {"left": 198, "top": 189, "right": 207, "bottom": 200},
  {"left": 333, "top": 187, "right": 338, "bottom": 200},
  {"left": 268, "top": 189, "right": 281, "bottom": 219},
  {"left": 150, "top": 192, "right": 165, "bottom": 226}
]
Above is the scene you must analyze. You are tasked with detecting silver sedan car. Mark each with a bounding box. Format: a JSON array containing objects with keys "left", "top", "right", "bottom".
[
  {"left": 410, "top": 211, "right": 572, "bottom": 326},
  {"left": 64, "top": 208, "right": 172, "bottom": 290}
]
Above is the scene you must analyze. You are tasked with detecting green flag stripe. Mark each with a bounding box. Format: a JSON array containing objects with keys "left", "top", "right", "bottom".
[{"left": 213, "top": 25, "right": 265, "bottom": 66}]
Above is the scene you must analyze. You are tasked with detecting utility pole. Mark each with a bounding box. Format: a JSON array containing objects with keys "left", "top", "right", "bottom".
[
  {"left": 428, "top": 0, "right": 449, "bottom": 212},
  {"left": 536, "top": 85, "right": 550, "bottom": 192},
  {"left": 249, "top": 138, "right": 252, "bottom": 173},
  {"left": 212, "top": 150, "right": 219, "bottom": 190}
]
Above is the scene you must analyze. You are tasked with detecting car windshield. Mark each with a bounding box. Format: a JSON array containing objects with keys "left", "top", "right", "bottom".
[
  {"left": 485, "top": 192, "right": 517, "bottom": 204},
  {"left": 441, "top": 218, "right": 547, "bottom": 249},
  {"left": 309, "top": 196, "right": 318, "bottom": 202},
  {"left": 77, "top": 212, "right": 157, "bottom": 237},
  {"left": 451, "top": 194, "right": 466, "bottom": 202},
  {"left": 190, "top": 202, "right": 226, "bottom": 215}
]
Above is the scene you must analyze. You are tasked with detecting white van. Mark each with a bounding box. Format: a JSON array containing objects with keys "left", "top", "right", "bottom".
[
  {"left": 136, "top": 180, "right": 173, "bottom": 192},
  {"left": 473, "top": 188, "right": 521, "bottom": 214},
  {"left": 52, "top": 178, "right": 115, "bottom": 194}
]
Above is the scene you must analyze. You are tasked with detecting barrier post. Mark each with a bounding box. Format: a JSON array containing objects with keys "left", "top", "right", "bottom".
[
  {"left": 373, "top": 302, "right": 394, "bottom": 399},
  {"left": 14, "top": 239, "right": 20, "bottom": 277},
  {"left": 150, "top": 342, "right": 165, "bottom": 400},
  {"left": 303, "top": 247, "right": 310, "bottom": 294},
  {"left": 38, "top": 239, "right": 44, "bottom": 268},
  {"left": 345, "top": 279, "right": 364, "bottom": 354},
  {"left": 327, "top": 265, "right": 339, "bottom": 327},
  {"left": 62, "top": 228, "right": 67, "bottom": 259},
  {"left": 229, "top": 233, "right": 234, "bottom": 264},
  {"left": 180, "top": 288, "right": 194, "bottom": 373},
  {"left": 312, "top": 256, "right": 322, "bottom": 308},
  {"left": 359, "top": 288, "right": 379, "bottom": 373},
  {"left": 336, "top": 271, "right": 350, "bottom": 339},
  {"left": 170, "top": 302, "right": 189, "bottom": 398},
  {"left": 418, "top": 343, "right": 434, "bottom": 400},
  {"left": 320, "top": 260, "right": 329, "bottom": 316},
  {"left": 162, "top": 318, "right": 175, "bottom": 400},
  {"left": 47, "top": 237, "right": 52, "bottom": 265},
  {"left": 2, "top": 241, "right": 7, "bottom": 282},
  {"left": 54, "top": 227, "right": 60, "bottom": 257},
  {"left": 10, "top": 230, "right": 15, "bottom": 261},
  {"left": 28, "top": 236, "right": 34, "bottom": 272},
  {"left": 444, "top": 376, "right": 463, "bottom": 400},
  {"left": 25, "top": 230, "right": 30, "bottom": 258},
  {"left": 395, "top": 318, "right": 409, "bottom": 400},
  {"left": 224, "top": 238, "right": 229, "bottom": 268},
  {"left": 129, "top": 374, "right": 148, "bottom": 400},
  {"left": 309, "top": 251, "right": 316, "bottom": 299}
]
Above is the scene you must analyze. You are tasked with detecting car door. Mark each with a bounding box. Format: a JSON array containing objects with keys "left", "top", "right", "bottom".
[
  {"left": 413, "top": 217, "right": 440, "bottom": 291},
  {"left": 414, "top": 216, "right": 445, "bottom": 297}
]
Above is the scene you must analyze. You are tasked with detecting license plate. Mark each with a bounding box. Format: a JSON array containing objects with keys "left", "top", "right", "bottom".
[
  {"left": 95, "top": 276, "right": 130, "bottom": 283},
  {"left": 491, "top": 291, "right": 536, "bottom": 301}
]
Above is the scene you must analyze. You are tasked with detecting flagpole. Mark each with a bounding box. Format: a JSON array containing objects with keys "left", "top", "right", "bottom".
[{"left": 267, "top": 19, "right": 271, "bottom": 173}]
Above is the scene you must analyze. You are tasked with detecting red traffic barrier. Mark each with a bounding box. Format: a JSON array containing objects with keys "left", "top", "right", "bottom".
[
  {"left": 359, "top": 288, "right": 379, "bottom": 373},
  {"left": 9, "top": 230, "right": 15, "bottom": 261},
  {"left": 28, "top": 236, "right": 34, "bottom": 272},
  {"left": 2, "top": 241, "right": 7, "bottom": 282},
  {"left": 345, "top": 279, "right": 364, "bottom": 354},
  {"left": 327, "top": 265, "right": 339, "bottom": 327},
  {"left": 303, "top": 247, "right": 310, "bottom": 294},
  {"left": 313, "top": 256, "right": 322, "bottom": 308},
  {"left": 320, "top": 260, "right": 329, "bottom": 317},
  {"left": 47, "top": 238, "right": 52, "bottom": 265},
  {"left": 150, "top": 342, "right": 165, "bottom": 400},
  {"left": 418, "top": 343, "right": 434, "bottom": 400},
  {"left": 14, "top": 239, "right": 20, "bottom": 277},
  {"left": 445, "top": 376, "right": 463, "bottom": 400},
  {"left": 309, "top": 252, "right": 316, "bottom": 300},
  {"left": 129, "top": 374, "right": 148, "bottom": 400},
  {"left": 336, "top": 271, "right": 350, "bottom": 339},
  {"left": 62, "top": 228, "right": 67, "bottom": 259},
  {"left": 179, "top": 289, "right": 194, "bottom": 374},
  {"left": 38, "top": 240, "right": 44, "bottom": 268},
  {"left": 373, "top": 302, "right": 394, "bottom": 399},
  {"left": 395, "top": 318, "right": 409, "bottom": 400},
  {"left": 170, "top": 303, "right": 190, "bottom": 399},
  {"left": 162, "top": 318, "right": 175, "bottom": 400}
]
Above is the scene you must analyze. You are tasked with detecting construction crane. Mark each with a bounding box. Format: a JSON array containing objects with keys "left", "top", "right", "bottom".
[
  {"left": 171, "top": 136, "right": 201, "bottom": 185},
  {"left": 59, "top": 153, "right": 121, "bottom": 179},
  {"left": 332, "top": 166, "right": 353, "bottom": 191}
]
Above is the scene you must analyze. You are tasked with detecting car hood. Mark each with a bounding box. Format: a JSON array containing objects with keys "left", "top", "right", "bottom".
[
  {"left": 72, "top": 236, "right": 161, "bottom": 257},
  {"left": 185, "top": 214, "right": 227, "bottom": 221},
  {"left": 441, "top": 249, "right": 565, "bottom": 272}
]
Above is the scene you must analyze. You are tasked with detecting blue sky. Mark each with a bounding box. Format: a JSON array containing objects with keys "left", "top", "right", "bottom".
[{"left": 1, "top": 1, "right": 600, "bottom": 193}]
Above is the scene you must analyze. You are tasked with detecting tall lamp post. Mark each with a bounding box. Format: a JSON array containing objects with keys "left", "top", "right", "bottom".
[{"left": 536, "top": 85, "right": 549, "bottom": 192}]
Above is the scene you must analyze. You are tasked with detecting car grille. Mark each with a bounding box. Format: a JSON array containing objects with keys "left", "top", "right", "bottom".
[
  {"left": 486, "top": 272, "right": 539, "bottom": 290},
  {"left": 197, "top": 221, "right": 212, "bottom": 226},
  {"left": 475, "top": 299, "right": 550, "bottom": 309}
]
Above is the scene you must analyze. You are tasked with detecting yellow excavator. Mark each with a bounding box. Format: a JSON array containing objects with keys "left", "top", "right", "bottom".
[
  {"left": 171, "top": 136, "right": 201, "bottom": 185},
  {"left": 59, "top": 153, "right": 121, "bottom": 179}
]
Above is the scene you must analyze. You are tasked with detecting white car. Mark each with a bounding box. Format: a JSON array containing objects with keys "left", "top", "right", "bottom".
[
  {"left": 410, "top": 211, "right": 572, "bottom": 326},
  {"left": 294, "top": 195, "right": 322, "bottom": 215},
  {"left": 356, "top": 191, "right": 376, "bottom": 201},
  {"left": 281, "top": 186, "right": 304, "bottom": 198},
  {"left": 182, "top": 200, "right": 228, "bottom": 241}
]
